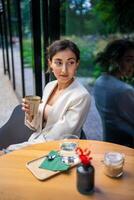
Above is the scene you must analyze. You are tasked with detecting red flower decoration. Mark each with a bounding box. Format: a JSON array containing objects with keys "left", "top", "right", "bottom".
[{"left": 76, "top": 147, "right": 92, "bottom": 166}]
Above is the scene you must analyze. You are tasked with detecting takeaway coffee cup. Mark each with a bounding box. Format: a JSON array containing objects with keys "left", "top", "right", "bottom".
[{"left": 25, "top": 95, "right": 41, "bottom": 118}]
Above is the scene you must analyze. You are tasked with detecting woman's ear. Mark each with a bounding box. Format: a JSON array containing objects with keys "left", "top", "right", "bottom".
[
  {"left": 48, "top": 59, "right": 52, "bottom": 66},
  {"left": 76, "top": 60, "right": 80, "bottom": 68},
  {"left": 48, "top": 59, "right": 52, "bottom": 67},
  {"left": 47, "top": 59, "right": 53, "bottom": 73}
]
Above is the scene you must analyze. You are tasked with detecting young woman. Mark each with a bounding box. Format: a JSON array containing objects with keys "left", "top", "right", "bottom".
[
  {"left": 94, "top": 39, "right": 134, "bottom": 147},
  {"left": 6, "top": 39, "right": 91, "bottom": 151}
]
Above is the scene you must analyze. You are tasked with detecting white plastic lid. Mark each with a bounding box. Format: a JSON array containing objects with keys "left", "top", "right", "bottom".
[{"left": 104, "top": 152, "right": 124, "bottom": 165}]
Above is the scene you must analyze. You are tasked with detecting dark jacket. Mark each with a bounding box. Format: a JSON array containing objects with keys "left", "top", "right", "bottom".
[{"left": 93, "top": 74, "right": 134, "bottom": 147}]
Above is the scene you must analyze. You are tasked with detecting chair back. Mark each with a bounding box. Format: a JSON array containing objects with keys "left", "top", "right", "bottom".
[
  {"left": 0, "top": 105, "right": 34, "bottom": 149},
  {"left": 80, "top": 129, "right": 87, "bottom": 139}
]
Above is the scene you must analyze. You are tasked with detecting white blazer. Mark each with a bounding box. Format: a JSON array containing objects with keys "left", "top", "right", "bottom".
[{"left": 7, "top": 79, "right": 91, "bottom": 151}]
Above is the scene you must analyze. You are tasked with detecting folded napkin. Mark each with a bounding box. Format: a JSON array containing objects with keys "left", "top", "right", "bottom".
[{"left": 39, "top": 150, "right": 70, "bottom": 171}]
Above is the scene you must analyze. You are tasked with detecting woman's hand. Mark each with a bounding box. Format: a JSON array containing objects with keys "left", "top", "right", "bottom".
[
  {"left": 22, "top": 98, "right": 30, "bottom": 114},
  {"left": 22, "top": 99, "right": 33, "bottom": 122},
  {"left": 22, "top": 99, "right": 34, "bottom": 122}
]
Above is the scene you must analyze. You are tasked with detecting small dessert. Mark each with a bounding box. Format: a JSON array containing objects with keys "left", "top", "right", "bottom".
[{"left": 103, "top": 152, "right": 125, "bottom": 178}]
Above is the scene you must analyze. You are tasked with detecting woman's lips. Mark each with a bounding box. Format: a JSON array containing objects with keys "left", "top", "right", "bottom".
[{"left": 60, "top": 75, "right": 68, "bottom": 78}]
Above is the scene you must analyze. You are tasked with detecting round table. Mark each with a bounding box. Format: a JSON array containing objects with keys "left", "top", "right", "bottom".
[{"left": 0, "top": 140, "right": 134, "bottom": 200}]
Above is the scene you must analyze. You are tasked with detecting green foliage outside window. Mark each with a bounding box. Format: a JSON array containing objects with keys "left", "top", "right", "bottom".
[
  {"left": 23, "top": 39, "right": 33, "bottom": 67},
  {"left": 22, "top": 0, "right": 134, "bottom": 86}
]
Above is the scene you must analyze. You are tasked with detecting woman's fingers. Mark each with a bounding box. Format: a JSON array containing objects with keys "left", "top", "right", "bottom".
[{"left": 21, "top": 100, "right": 30, "bottom": 114}]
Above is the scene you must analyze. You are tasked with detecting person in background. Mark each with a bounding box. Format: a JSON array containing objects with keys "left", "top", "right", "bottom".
[
  {"left": 5, "top": 39, "right": 91, "bottom": 152},
  {"left": 93, "top": 39, "right": 134, "bottom": 147}
]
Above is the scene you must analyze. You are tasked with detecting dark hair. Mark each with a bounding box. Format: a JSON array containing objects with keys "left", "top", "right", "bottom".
[
  {"left": 95, "top": 39, "right": 134, "bottom": 73},
  {"left": 47, "top": 39, "right": 80, "bottom": 61}
]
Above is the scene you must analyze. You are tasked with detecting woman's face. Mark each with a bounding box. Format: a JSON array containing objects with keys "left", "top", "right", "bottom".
[
  {"left": 48, "top": 49, "right": 79, "bottom": 84},
  {"left": 119, "top": 49, "right": 134, "bottom": 77}
]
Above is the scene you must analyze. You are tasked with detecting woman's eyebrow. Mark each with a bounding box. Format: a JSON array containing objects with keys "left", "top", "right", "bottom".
[
  {"left": 53, "top": 58, "right": 62, "bottom": 61},
  {"left": 53, "top": 57, "right": 76, "bottom": 61},
  {"left": 67, "top": 57, "right": 76, "bottom": 60}
]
